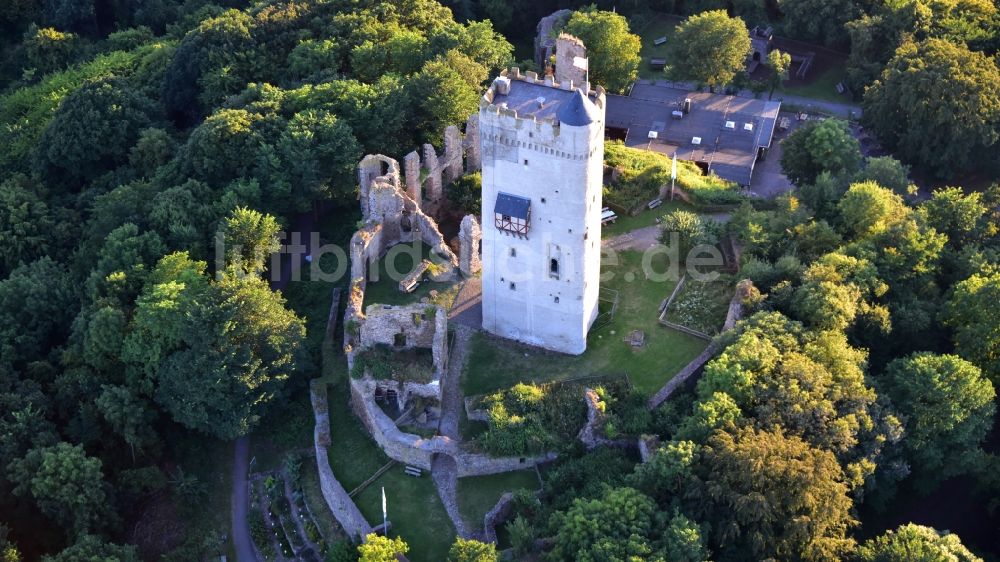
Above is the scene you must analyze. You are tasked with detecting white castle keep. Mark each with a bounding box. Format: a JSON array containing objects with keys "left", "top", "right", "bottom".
[{"left": 478, "top": 46, "right": 607, "bottom": 355}]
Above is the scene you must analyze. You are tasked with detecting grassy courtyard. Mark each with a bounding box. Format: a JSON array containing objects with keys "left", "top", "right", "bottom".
[
  {"left": 782, "top": 59, "right": 850, "bottom": 104},
  {"left": 457, "top": 470, "right": 542, "bottom": 530},
  {"left": 362, "top": 241, "right": 463, "bottom": 309},
  {"left": 601, "top": 200, "right": 690, "bottom": 238},
  {"left": 326, "top": 380, "right": 455, "bottom": 561},
  {"left": 463, "top": 250, "right": 709, "bottom": 398},
  {"left": 633, "top": 13, "right": 681, "bottom": 80}
]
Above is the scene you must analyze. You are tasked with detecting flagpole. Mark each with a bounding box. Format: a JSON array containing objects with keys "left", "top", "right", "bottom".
[
  {"left": 381, "top": 486, "right": 387, "bottom": 536},
  {"left": 671, "top": 152, "right": 677, "bottom": 201}
]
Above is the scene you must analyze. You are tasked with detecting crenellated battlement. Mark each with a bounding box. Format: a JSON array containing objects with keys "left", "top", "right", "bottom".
[{"left": 480, "top": 67, "right": 606, "bottom": 128}]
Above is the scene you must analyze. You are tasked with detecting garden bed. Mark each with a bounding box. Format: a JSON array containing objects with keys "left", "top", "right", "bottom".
[{"left": 664, "top": 275, "right": 735, "bottom": 335}]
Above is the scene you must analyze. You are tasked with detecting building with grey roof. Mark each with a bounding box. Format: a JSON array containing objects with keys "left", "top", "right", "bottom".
[{"left": 605, "top": 83, "right": 781, "bottom": 187}]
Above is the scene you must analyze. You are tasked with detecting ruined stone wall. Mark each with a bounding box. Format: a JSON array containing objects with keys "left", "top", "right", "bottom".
[
  {"left": 577, "top": 388, "right": 634, "bottom": 450},
  {"left": 350, "top": 378, "right": 444, "bottom": 470},
  {"left": 358, "top": 155, "right": 400, "bottom": 221},
  {"left": 344, "top": 153, "right": 459, "bottom": 363},
  {"left": 555, "top": 34, "right": 587, "bottom": 87},
  {"left": 311, "top": 380, "right": 374, "bottom": 541},
  {"left": 535, "top": 9, "right": 572, "bottom": 67},
  {"left": 482, "top": 492, "right": 515, "bottom": 544},
  {"left": 361, "top": 304, "right": 439, "bottom": 349},
  {"left": 351, "top": 377, "right": 556, "bottom": 476},
  {"left": 458, "top": 215, "right": 482, "bottom": 277},
  {"left": 401, "top": 118, "right": 483, "bottom": 219},
  {"left": 455, "top": 451, "right": 557, "bottom": 477},
  {"left": 358, "top": 303, "right": 449, "bottom": 380}
]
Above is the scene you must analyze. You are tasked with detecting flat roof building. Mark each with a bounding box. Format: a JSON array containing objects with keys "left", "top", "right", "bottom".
[{"left": 605, "top": 83, "right": 781, "bottom": 187}]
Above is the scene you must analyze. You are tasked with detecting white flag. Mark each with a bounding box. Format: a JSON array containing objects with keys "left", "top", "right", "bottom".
[
  {"left": 381, "top": 486, "right": 387, "bottom": 519},
  {"left": 671, "top": 152, "right": 678, "bottom": 180},
  {"left": 573, "top": 56, "right": 588, "bottom": 71}
]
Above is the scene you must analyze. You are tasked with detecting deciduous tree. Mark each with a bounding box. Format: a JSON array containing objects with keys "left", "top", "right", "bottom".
[
  {"left": 563, "top": 8, "right": 641, "bottom": 93},
  {"left": 8, "top": 442, "right": 111, "bottom": 538},
  {"left": 765, "top": 49, "right": 790, "bottom": 100},
  {"left": 666, "top": 10, "right": 751, "bottom": 91},
  {"left": 856, "top": 524, "right": 982, "bottom": 562},
  {"left": 862, "top": 39, "right": 1000, "bottom": 179},
  {"left": 696, "top": 427, "right": 857, "bottom": 562},
  {"left": 879, "top": 353, "right": 995, "bottom": 489},
  {"left": 448, "top": 538, "right": 497, "bottom": 562},
  {"left": 549, "top": 486, "right": 662, "bottom": 561},
  {"left": 358, "top": 534, "right": 408, "bottom": 562},
  {"left": 41, "top": 535, "right": 139, "bottom": 562},
  {"left": 944, "top": 272, "right": 1000, "bottom": 383},
  {"left": 781, "top": 119, "right": 862, "bottom": 186}
]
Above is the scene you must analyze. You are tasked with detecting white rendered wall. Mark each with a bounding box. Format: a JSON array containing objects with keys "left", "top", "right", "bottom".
[{"left": 479, "top": 100, "right": 604, "bottom": 354}]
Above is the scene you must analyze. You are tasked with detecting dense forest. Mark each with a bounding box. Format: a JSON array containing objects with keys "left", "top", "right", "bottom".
[{"left": 1, "top": 0, "right": 1000, "bottom": 560}]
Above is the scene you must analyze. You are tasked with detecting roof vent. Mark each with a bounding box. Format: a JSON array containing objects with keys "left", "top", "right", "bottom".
[
  {"left": 692, "top": 136, "right": 702, "bottom": 145},
  {"left": 725, "top": 121, "right": 736, "bottom": 130},
  {"left": 744, "top": 122, "right": 754, "bottom": 132}
]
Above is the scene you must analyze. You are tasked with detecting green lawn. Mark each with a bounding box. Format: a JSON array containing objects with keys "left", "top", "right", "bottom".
[
  {"left": 362, "top": 241, "right": 463, "bottom": 309},
  {"left": 326, "top": 381, "right": 454, "bottom": 561},
  {"left": 601, "top": 200, "right": 691, "bottom": 238},
  {"left": 457, "top": 470, "right": 541, "bottom": 530},
  {"left": 782, "top": 60, "right": 851, "bottom": 105},
  {"left": 463, "top": 250, "right": 708, "bottom": 397},
  {"left": 634, "top": 13, "right": 681, "bottom": 80}
]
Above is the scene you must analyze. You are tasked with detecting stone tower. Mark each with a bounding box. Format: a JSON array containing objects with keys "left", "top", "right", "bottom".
[
  {"left": 555, "top": 33, "right": 587, "bottom": 86},
  {"left": 478, "top": 67, "right": 606, "bottom": 355}
]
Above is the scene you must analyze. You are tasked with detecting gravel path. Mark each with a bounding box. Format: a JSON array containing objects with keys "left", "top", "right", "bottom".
[
  {"left": 432, "top": 325, "right": 474, "bottom": 537},
  {"left": 438, "top": 325, "right": 471, "bottom": 440},
  {"left": 432, "top": 454, "right": 470, "bottom": 538},
  {"left": 231, "top": 437, "right": 258, "bottom": 562}
]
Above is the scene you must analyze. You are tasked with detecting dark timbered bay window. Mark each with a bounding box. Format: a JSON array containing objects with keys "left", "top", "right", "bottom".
[{"left": 494, "top": 192, "right": 531, "bottom": 238}]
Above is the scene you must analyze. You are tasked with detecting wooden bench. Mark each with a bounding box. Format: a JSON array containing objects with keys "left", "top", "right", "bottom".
[
  {"left": 653, "top": 36, "right": 667, "bottom": 46},
  {"left": 648, "top": 198, "right": 663, "bottom": 210},
  {"left": 404, "top": 466, "right": 422, "bottom": 477}
]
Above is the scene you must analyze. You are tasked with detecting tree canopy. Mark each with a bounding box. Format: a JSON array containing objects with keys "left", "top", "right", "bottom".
[
  {"left": 879, "top": 353, "right": 996, "bottom": 489},
  {"left": 863, "top": 39, "right": 1000, "bottom": 179},
  {"left": 666, "top": 10, "right": 751, "bottom": 91},
  {"left": 562, "top": 8, "right": 641, "bottom": 93},
  {"left": 781, "top": 119, "right": 863, "bottom": 186}
]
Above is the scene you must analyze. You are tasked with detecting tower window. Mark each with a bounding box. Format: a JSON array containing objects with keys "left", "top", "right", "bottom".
[
  {"left": 523, "top": 159, "right": 529, "bottom": 166},
  {"left": 550, "top": 258, "right": 559, "bottom": 278},
  {"left": 541, "top": 197, "right": 546, "bottom": 203},
  {"left": 509, "top": 247, "right": 516, "bottom": 257},
  {"left": 554, "top": 296, "right": 560, "bottom": 303},
  {"left": 510, "top": 282, "right": 516, "bottom": 291}
]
